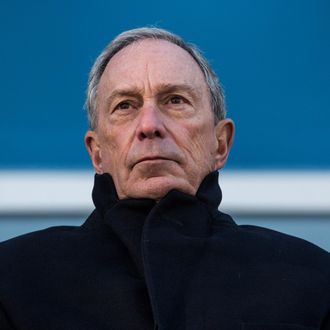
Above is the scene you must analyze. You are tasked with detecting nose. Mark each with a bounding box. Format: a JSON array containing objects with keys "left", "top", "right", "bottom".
[{"left": 136, "top": 103, "right": 166, "bottom": 140}]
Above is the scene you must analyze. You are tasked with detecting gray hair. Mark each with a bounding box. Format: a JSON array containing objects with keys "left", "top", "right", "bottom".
[{"left": 86, "top": 27, "right": 226, "bottom": 130}]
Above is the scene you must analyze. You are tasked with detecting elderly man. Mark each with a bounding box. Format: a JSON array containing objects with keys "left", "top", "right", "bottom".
[{"left": 0, "top": 28, "right": 330, "bottom": 330}]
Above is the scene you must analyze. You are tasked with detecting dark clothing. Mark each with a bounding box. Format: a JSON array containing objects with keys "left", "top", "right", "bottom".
[{"left": 0, "top": 172, "right": 330, "bottom": 329}]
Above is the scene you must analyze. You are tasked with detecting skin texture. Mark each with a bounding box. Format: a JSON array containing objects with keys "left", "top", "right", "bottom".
[{"left": 85, "top": 39, "right": 234, "bottom": 200}]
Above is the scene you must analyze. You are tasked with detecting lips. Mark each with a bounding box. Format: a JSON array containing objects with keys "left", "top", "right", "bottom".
[
  {"left": 134, "top": 156, "right": 172, "bottom": 167},
  {"left": 128, "top": 146, "right": 183, "bottom": 169}
]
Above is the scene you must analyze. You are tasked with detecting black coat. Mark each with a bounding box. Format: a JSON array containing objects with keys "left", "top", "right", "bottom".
[{"left": 1, "top": 172, "right": 330, "bottom": 330}]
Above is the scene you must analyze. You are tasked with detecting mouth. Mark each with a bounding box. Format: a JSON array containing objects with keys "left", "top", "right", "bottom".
[
  {"left": 137, "top": 156, "right": 170, "bottom": 163},
  {"left": 133, "top": 156, "right": 174, "bottom": 168}
]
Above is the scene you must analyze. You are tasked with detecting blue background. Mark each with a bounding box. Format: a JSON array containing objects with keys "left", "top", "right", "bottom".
[
  {"left": 0, "top": 1, "right": 329, "bottom": 250},
  {"left": 1, "top": 0, "right": 329, "bottom": 170}
]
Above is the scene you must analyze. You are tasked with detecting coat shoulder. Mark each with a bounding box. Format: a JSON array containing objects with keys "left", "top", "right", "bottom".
[
  {"left": 236, "top": 224, "right": 330, "bottom": 274},
  {"left": 0, "top": 210, "right": 104, "bottom": 268}
]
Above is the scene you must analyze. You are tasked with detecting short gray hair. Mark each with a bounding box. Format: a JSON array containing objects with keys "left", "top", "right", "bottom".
[{"left": 86, "top": 27, "right": 226, "bottom": 130}]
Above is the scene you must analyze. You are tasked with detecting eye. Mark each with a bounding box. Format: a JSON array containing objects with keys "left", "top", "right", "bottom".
[
  {"left": 168, "top": 95, "right": 185, "bottom": 104},
  {"left": 114, "top": 101, "right": 134, "bottom": 111}
]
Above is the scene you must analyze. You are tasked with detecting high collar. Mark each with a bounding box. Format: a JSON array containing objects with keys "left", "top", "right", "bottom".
[
  {"left": 90, "top": 171, "right": 232, "bottom": 278},
  {"left": 92, "top": 170, "right": 222, "bottom": 217}
]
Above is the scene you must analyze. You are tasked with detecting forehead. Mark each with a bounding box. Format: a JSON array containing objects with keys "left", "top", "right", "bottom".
[{"left": 98, "top": 39, "right": 208, "bottom": 93}]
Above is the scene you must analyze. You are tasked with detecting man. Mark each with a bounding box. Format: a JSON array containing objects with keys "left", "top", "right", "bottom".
[{"left": 0, "top": 27, "right": 329, "bottom": 329}]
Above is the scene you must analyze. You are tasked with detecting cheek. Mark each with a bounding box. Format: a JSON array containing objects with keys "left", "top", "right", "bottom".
[
  {"left": 186, "top": 122, "right": 217, "bottom": 161},
  {"left": 98, "top": 130, "right": 122, "bottom": 170}
]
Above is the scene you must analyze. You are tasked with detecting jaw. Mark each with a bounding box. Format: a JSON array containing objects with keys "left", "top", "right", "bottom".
[
  {"left": 123, "top": 175, "right": 197, "bottom": 200},
  {"left": 109, "top": 149, "right": 218, "bottom": 200},
  {"left": 114, "top": 164, "right": 198, "bottom": 200}
]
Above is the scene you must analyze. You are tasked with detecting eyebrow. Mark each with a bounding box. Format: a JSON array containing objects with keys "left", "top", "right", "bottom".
[
  {"left": 105, "top": 87, "right": 144, "bottom": 110},
  {"left": 105, "top": 83, "right": 200, "bottom": 109},
  {"left": 155, "top": 83, "right": 201, "bottom": 102}
]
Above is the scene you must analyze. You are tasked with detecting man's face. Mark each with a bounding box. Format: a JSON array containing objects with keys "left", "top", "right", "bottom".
[{"left": 86, "top": 39, "right": 234, "bottom": 200}]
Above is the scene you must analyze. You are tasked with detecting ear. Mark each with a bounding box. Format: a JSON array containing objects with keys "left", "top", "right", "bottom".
[
  {"left": 214, "top": 119, "right": 235, "bottom": 170},
  {"left": 84, "top": 130, "right": 104, "bottom": 174}
]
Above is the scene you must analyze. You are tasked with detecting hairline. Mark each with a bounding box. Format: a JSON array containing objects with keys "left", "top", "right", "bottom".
[{"left": 86, "top": 27, "right": 226, "bottom": 130}]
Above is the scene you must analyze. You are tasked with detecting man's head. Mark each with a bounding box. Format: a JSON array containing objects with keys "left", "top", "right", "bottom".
[{"left": 85, "top": 27, "right": 234, "bottom": 200}]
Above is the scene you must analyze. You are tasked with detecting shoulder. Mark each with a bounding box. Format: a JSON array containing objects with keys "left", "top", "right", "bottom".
[
  {"left": 234, "top": 223, "right": 330, "bottom": 275},
  {"left": 215, "top": 213, "right": 330, "bottom": 260},
  {"left": 0, "top": 210, "right": 107, "bottom": 270},
  {"left": 214, "top": 212, "right": 330, "bottom": 278},
  {"left": 237, "top": 223, "right": 329, "bottom": 253},
  {"left": 0, "top": 210, "right": 120, "bottom": 302},
  {"left": 0, "top": 224, "right": 82, "bottom": 250},
  {"left": 0, "top": 225, "right": 82, "bottom": 271}
]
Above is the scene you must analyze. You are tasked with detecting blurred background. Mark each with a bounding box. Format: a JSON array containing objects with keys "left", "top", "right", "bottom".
[{"left": 0, "top": 0, "right": 329, "bottom": 250}]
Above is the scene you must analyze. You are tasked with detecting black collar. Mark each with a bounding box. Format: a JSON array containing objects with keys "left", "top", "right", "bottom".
[
  {"left": 92, "top": 170, "right": 222, "bottom": 218},
  {"left": 88, "top": 170, "right": 234, "bottom": 277}
]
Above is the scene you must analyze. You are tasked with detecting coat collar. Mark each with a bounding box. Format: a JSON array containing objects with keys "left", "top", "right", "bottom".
[
  {"left": 89, "top": 170, "right": 234, "bottom": 277},
  {"left": 92, "top": 170, "right": 222, "bottom": 218}
]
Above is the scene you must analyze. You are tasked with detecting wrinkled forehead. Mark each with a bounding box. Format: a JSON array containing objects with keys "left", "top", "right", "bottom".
[{"left": 98, "top": 39, "right": 209, "bottom": 94}]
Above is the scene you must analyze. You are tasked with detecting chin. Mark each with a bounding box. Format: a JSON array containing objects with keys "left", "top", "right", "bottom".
[{"left": 128, "top": 176, "right": 196, "bottom": 200}]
